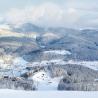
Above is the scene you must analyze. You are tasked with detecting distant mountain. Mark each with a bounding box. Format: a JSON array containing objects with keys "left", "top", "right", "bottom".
[
  {"left": 0, "top": 29, "right": 40, "bottom": 56},
  {"left": 0, "top": 23, "right": 98, "bottom": 61},
  {"left": 12, "top": 23, "right": 44, "bottom": 33}
]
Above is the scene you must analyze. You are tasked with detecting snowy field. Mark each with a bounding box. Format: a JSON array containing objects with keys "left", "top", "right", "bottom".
[
  {"left": 29, "top": 71, "right": 61, "bottom": 90},
  {"left": 30, "top": 59, "right": 98, "bottom": 71},
  {"left": 1, "top": 56, "right": 98, "bottom": 71},
  {"left": 43, "top": 50, "right": 71, "bottom": 55},
  {"left": 0, "top": 89, "right": 98, "bottom": 98}
]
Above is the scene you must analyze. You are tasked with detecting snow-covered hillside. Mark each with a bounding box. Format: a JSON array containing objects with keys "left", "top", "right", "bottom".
[
  {"left": 29, "top": 59, "right": 98, "bottom": 71},
  {"left": 1, "top": 55, "right": 98, "bottom": 71},
  {"left": 1, "top": 56, "right": 98, "bottom": 78},
  {"left": 43, "top": 50, "right": 71, "bottom": 55},
  {"left": 1, "top": 55, "right": 98, "bottom": 91},
  {"left": 67, "top": 60, "right": 98, "bottom": 71},
  {"left": 29, "top": 71, "right": 61, "bottom": 90}
]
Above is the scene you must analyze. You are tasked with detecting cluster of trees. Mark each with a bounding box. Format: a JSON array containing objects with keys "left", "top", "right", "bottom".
[
  {"left": 0, "top": 77, "right": 36, "bottom": 90},
  {"left": 57, "top": 64, "right": 98, "bottom": 91},
  {"left": 58, "top": 76, "right": 98, "bottom": 91}
]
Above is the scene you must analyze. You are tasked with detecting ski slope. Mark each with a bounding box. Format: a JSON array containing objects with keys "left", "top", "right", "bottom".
[{"left": 30, "top": 71, "right": 61, "bottom": 90}]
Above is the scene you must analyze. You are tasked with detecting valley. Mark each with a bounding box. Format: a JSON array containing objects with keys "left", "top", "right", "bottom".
[{"left": 0, "top": 25, "right": 98, "bottom": 91}]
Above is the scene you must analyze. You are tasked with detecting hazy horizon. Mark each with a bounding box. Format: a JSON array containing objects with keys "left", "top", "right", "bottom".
[{"left": 0, "top": 0, "right": 98, "bottom": 29}]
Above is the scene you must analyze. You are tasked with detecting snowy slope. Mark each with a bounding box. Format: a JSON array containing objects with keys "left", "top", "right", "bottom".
[
  {"left": 30, "top": 59, "right": 98, "bottom": 71},
  {"left": 29, "top": 71, "right": 61, "bottom": 90},
  {"left": 0, "top": 89, "right": 98, "bottom": 98},
  {"left": 43, "top": 50, "right": 71, "bottom": 55},
  {"left": 67, "top": 60, "right": 98, "bottom": 71}
]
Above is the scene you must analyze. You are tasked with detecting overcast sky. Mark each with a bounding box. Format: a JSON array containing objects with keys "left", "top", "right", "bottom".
[{"left": 0, "top": 0, "right": 98, "bottom": 29}]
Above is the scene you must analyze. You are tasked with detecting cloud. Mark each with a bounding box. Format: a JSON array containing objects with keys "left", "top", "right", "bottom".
[
  {"left": 3, "top": 1, "right": 98, "bottom": 29},
  {"left": 0, "top": 24, "right": 11, "bottom": 30},
  {"left": 0, "top": 16, "right": 4, "bottom": 23},
  {"left": 4, "top": 2, "right": 79, "bottom": 28}
]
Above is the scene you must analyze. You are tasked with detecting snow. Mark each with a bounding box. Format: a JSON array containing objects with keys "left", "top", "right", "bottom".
[
  {"left": 11, "top": 57, "right": 28, "bottom": 77},
  {"left": 67, "top": 60, "right": 98, "bottom": 71},
  {"left": 44, "top": 50, "right": 71, "bottom": 55},
  {"left": 1, "top": 57, "right": 98, "bottom": 91},
  {"left": 1, "top": 55, "right": 97, "bottom": 71},
  {"left": 1, "top": 55, "right": 98, "bottom": 78},
  {"left": 0, "top": 59, "right": 4, "bottom": 63},
  {"left": 0, "top": 57, "right": 28, "bottom": 77},
  {"left": 0, "top": 89, "right": 98, "bottom": 98},
  {"left": 0, "top": 63, "right": 10, "bottom": 69},
  {"left": 0, "top": 57, "right": 28, "bottom": 69},
  {"left": 30, "top": 59, "right": 98, "bottom": 70},
  {"left": 13, "top": 57, "right": 28, "bottom": 66},
  {"left": 32, "top": 71, "right": 50, "bottom": 82},
  {"left": 29, "top": 71, "right": 61, "bottom": 91},
  {"left": 30, "top": 59, "right": 66, "bottom": 67},
  {"left": 1, "top": 55, "right": 98, "bottom": 88},
  {"left": 43, "top": 33, "right": 60, "bottom": 39}
]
